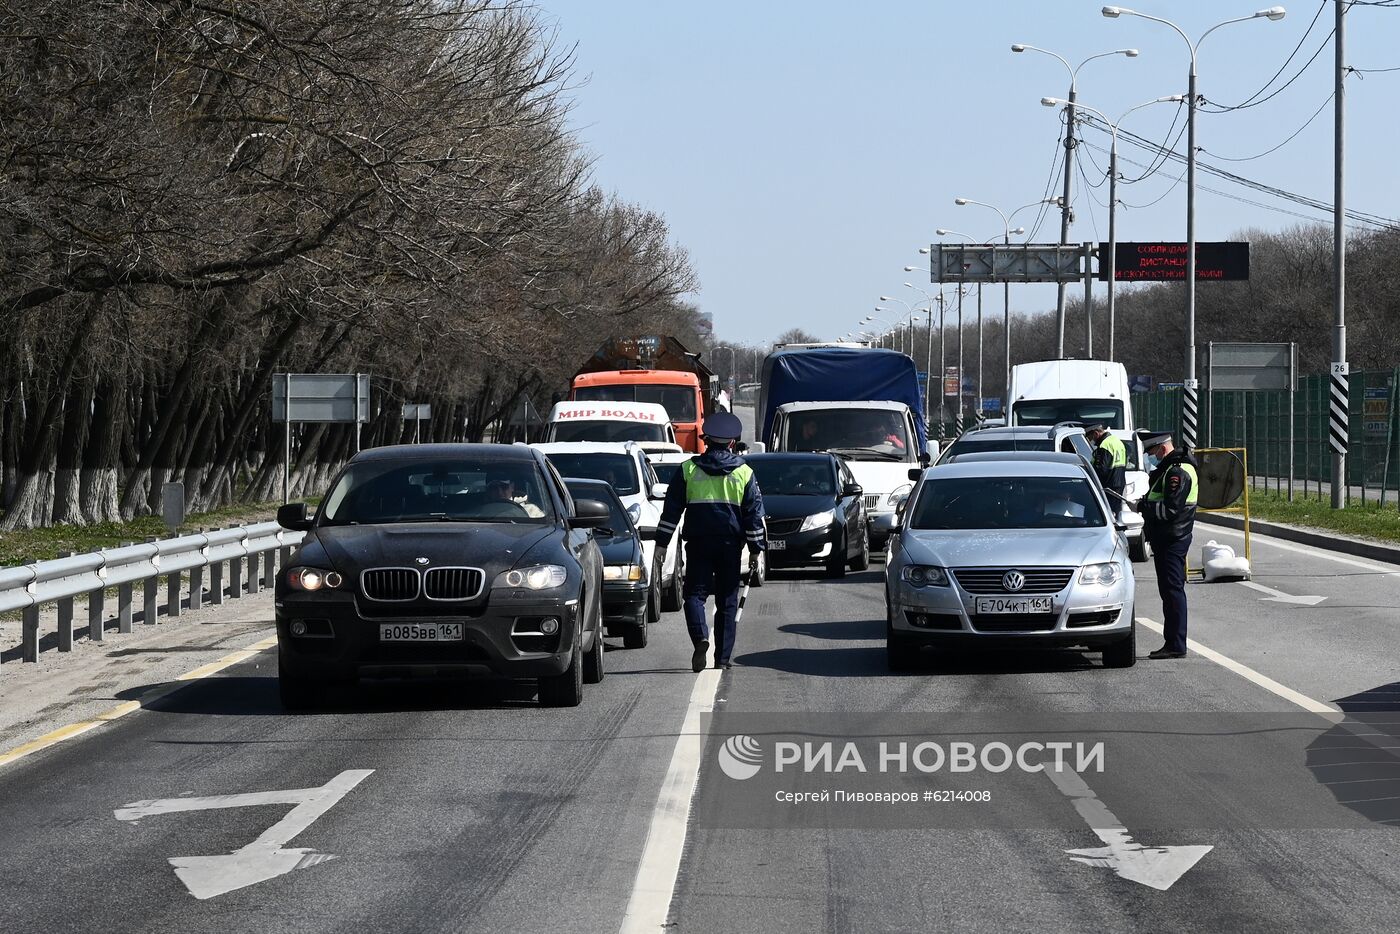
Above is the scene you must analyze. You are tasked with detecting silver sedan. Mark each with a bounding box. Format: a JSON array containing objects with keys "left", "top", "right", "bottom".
[{"left": 881, "top": 457, "right": 1135, "bottom": 670}]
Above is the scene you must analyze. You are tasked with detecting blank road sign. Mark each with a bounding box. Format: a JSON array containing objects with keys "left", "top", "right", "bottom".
[
  {"left": 272, "top": 374, "right": 370, "bottom": 423},
  {"left": 1207, "top": 343, "right": 1295, "bottom": 392}
]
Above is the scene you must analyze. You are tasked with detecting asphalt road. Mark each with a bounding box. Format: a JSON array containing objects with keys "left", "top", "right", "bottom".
[{"left": 3, "top": 523, "right": 1400, "bottom": 933}]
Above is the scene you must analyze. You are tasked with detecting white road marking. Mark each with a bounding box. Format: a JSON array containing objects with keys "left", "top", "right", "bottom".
[
  {"left": 1236, "top": 580, "right": 1326, "bottom": 606},
  {"left": 618, "top": 667, "right": 723, "bottom": 933},
  {"left": 115, "top": 769, "right": 373, "bottom": 900},
  {"left": 1046, "top": 764, "right": 1212, "bottom": 891},
  {"left": 1135, "top": 616, "right": 1337, "bottom": 715}
]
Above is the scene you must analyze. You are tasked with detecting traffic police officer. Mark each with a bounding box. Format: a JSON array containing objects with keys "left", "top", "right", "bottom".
[
  {"left": 1086, "top": 424, "right": 1128, "bottom": 518},
  {"left": 656, "top": 412, "right": 766, "bottom": 672},
  {"left": 1138, "top": 431, "right": 1198, "bottom": 660}
]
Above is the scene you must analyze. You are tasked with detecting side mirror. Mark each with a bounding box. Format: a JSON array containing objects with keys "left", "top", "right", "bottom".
[
  {"left": 749, "top": 442, "right": 767, "bottom": 453},
  {"left": 907, "top": 467, "right": 924, "bottom": 482},
  {"left": 650, "top": 482, "right": 669, "bottom": 500},
  {"left": 570, "top": 497, "right": 610, "bottom": 529},
  {"left": 924, "top": 440, "right": 939, "bottom": 462},
  {"left": 842, "top": 482, "right": 864, "bottom": 499},
  {"left": 277, "top": 502, "right": 313, "bottom": 532},
  {"left": 1114, "top": 520, "right": 1129, "bottom": 532},
  {"left": 637, "top": 527, "right": 658, "bottom": 541}
]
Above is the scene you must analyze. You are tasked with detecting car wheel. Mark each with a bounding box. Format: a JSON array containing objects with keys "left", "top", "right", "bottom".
[
  {"left": 278, "top": 672, "right": 320, "bottom": 711},
  {"left": 826, "top": 536, "right": 847, "bottom": 578},
  {"left": 1103, "top": 615, "right": 1137, "bottom": 668},
  {"left": 647, "top": 563, "right": 662, "bottom": 623},
  {"left": 850, "top": 526, "right": 871, "bottom": 571},
  {"left": 624, "top": 607, "right": 649, "bottom": 649},
  {"left": 1129, "top": 535, "right": 1151, "bottom": 564},
  {"left": 540, "top": 640, "right": 584, "bottom": 707},
  {"left": 750, "top": 550, "right": 766, "bottom": 587},
  {"left": 885, "top": 612, "right": 918, "bottom": 672},
  {"left": 661, "top": 547, "right": 684, "bottom": 612},
  {"left": 583, "top": 598, "right": 605, "bottom": 684}
]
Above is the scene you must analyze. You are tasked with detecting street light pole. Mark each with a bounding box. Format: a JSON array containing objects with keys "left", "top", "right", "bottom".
[
  {"left": 1104, "top": 4, "right": 1286, "bottom": 448},
  {"left": 1333, "top": 0, "right": 1346, "bottom": 507}
]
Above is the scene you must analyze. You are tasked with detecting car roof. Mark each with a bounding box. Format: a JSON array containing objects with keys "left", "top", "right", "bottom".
[
  {"left": 777, "top": 400, "right": 908, "bottom": 412},
  {"left": 924, "top": 459, "right": 1088, "bottom": 479},
  {"left": 349, "top": 443, "right": 539, "bottom": 464},
  {"left": 945, "top": 451, "right": 1086, "bottom": 466},
  {"left": 647, "top": 452, "right": 694, "bottom": 463},
  {"left": 743, "top": 452, "right": 835, "bottom": 462},
  {"left": 532, "top": 442, "right": 642, "bottom": 456},
  {"left": 955, "top": 425, "right": 1073, "bottom": 439}
]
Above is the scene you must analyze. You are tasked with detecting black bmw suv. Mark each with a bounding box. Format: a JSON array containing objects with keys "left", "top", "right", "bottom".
[{"left": 275, "top": 444, "right": 607, "bottom": 708}]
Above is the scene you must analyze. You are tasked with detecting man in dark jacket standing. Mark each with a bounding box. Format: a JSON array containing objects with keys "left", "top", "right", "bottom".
[
  {"left": 1138, "top": 432, "right": 1198, "bottom": 660},
  {"left": 656, "top": 412, "right": 766, "bottom": 672}
]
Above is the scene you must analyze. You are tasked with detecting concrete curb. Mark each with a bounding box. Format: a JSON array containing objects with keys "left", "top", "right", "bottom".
[{"left": 1198, "top": 512, "right": 1400, "bottom": 567}]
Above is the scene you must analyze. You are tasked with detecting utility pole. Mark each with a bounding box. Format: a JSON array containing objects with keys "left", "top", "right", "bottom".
[
  {"left": 956, "top": 287, "right": 965, "bottom": 435},
  {"left": 1331, "top": 0, "right": 1348, "bottom": 508},
  {"left": 1056, "top": 89, "right": 1076, "bottom": 359},
  {"left": 1183, "top": 63, "right": 1200, "bottom": 451}
]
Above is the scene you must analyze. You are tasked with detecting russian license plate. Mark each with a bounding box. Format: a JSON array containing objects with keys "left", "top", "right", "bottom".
[
  {"left": 975, "top": 596, "right": 1053, "bottom": 615},
  {"left": 379, "top": 623, "right": 464, "bottom": 642},
  {"left": 768, "top": 539, "right": 787, "bottom": 551}
]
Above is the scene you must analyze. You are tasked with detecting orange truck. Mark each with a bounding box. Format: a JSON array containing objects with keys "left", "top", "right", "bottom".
[{"left": 570, "top": 336, "right": 721, "bottom": 453}]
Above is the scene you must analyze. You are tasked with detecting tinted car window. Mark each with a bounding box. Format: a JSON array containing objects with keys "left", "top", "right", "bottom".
[
  {"left": 320, "top": 458, "right": 555, "bottom": 525},
  {"left": 552, "top": 420, "right": 666, "bottom": 443},
  {"left": 942, "top": 438, "right": 1054, "bottom": 461},
  {"left": 745, "top": 458, "right": 835, "bottom": 496},
  {"left": 544, "top": 452, "right": 641, "bottom": 495},
  {"left": 650, "top": 461, "right": 685, "bottom": 485},
  {"left": 564, "top": 480, "right": 633, "bottom": 532},
  {"left": 909, "top": 476, "right": 1105, "bottom": 530},
  {"left": 575, "top": 384, "right": 698, "bottom": 421},
  {"left": 1012, "top": 399, "right": 1125, "bottom": 429}
]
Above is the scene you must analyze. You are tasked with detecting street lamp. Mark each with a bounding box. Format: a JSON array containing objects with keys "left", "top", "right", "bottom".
[
  {"left": 1011, "top": 44, "right": 1139, "bottom": 355},
  {"left": 880, "top": 296, "right": 920, "bottom": 355},
  {"left": 1103, "top": 4, "right": 1287, "bottom": 448},
  {"left": 1042, "top": 93, "right": 1184, "bottom": 363},
  {"left": 863, "top": 313, "right": 896, "bottom": 350}
]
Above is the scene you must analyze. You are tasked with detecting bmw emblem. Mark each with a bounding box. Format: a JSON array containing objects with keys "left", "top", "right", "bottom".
[
  {"left": 415, "top": 557, "right": 430, "bottom": 566},
  {"left": 1002, "top": 570, "right": 1025, "bottom": 592}
]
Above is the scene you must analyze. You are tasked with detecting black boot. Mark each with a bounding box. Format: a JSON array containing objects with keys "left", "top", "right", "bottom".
[{"left": 691, "top": 640, "right": 709, "bottom": 673}]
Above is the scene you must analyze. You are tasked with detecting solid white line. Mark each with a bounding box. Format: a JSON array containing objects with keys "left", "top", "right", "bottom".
[
  {"left": 1135, "top": 616, "right": 1337, "bottom": 715},
  {"left": 617, "top": 667, "right": 722, "bottom": 934},
  {"left": 1205, "top": 523, "right": 1400, "bottom": 577}
]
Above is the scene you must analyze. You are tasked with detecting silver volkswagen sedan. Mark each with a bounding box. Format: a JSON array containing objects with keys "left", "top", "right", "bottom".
[{"left": 882, "top": 456, "right": 1135, "bottom": 670}]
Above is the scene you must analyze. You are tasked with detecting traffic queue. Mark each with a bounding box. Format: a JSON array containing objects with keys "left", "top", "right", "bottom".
[{"left": 272, "top": 342, "right": 1197, "bottom": 709}]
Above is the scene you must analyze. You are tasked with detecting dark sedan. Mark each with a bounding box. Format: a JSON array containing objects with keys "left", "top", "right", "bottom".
[
  {"left": 275, "top": 444, "right": 607, "bottom": 708},
  {"left": 564, "top": 477, "right": 653, "bottom": 649},
  {"left": 744, "top": 452, "right": 870, "bottom": 578}
]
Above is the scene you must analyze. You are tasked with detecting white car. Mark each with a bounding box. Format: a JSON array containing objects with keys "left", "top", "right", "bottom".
[{"left": 533, "top": 442, "right": 684, "bottom": 612}]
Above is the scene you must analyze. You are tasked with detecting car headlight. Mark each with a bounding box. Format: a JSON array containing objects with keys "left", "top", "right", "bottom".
[
  {"left": 603, "top": 564, "right": 644, "bottom": 581},
  {"left": 887, "top": 484, "right": 913, "bottom": 506},
  {"left": 286, "top": 567, "right": 342, "bottom": 591},
  {"left": 627, "top": 503, "right": 643, "bottom": 524},
  {"left": 1079, "top": 562, "right": 1122, "bottom": 585},
  {"left": 493, "top": 565, "right": 568, "bottom": 590},
  {"left": 799, "top": 510, "right": 836, "bottom": 532},
  {"left": 901, "top": 565, "right": 949, "bottom": 587}
]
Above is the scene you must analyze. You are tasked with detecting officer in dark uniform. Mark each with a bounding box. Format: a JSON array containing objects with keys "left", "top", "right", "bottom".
[
  {"left": 1138, "top": 432, "right": 1198, "bottom": 659},
  {"left": 656, "top": 412, "right": 766, "bottom": 672},
  {"left": 1086, "top": 424, "right": 1127, "bottom": 519}
]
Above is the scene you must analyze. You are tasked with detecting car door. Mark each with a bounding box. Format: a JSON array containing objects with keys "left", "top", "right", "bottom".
[
  {"left": 837, "top": 458, "right": 862, "bottom": 556},
  {"left": 545, "top": 459, "right": 601, "bottom": 631}
]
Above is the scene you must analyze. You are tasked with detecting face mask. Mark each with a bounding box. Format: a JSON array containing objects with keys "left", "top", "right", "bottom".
[{"left": 1145, "top": 454, "right": 1161, "bottom": 471}]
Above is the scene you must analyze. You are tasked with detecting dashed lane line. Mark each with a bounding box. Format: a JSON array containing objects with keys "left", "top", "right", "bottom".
[{"left": 0, "top": 633, "right": 278, "bottom": 771}]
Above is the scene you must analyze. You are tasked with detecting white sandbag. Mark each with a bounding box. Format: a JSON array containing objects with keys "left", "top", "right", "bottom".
[{"left": 1201, "top": 539, "right": 1251, "bottom": 582}]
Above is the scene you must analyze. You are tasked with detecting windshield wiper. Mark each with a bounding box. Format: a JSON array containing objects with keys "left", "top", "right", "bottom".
[{"left": 826, "top": 446, "right": 903, "bottom": 462}]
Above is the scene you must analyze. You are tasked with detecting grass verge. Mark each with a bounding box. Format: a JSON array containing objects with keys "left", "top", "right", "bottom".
[{"left": 1230, "top": 487, "right": 1400, "bottom": 545}]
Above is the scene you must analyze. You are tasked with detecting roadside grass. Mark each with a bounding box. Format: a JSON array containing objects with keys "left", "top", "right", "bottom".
[
  {"left": 1234, "top": 487, "right": 1400, "bottom": 545},
  {"left": 0, "top": 501, "right": 283, "bottom": 566}
]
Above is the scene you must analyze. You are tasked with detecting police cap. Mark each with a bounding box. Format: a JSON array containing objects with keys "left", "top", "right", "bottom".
[
  {"left": 702, "top": 411, "right": 744, "bottom": 441},
  {"left": 1142, "top": 432, "right": 1173, "bottom": 450}
]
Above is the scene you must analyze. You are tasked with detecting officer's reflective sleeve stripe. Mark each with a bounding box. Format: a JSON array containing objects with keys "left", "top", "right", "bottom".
[{"left": 657, "top": 520, "right": 678, "bottom": 534}]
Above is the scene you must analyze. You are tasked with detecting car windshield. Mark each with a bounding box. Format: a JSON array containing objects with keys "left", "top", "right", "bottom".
[
  {"left": 942, "top": 438, "right": 1054, "bottom": 462},
  {"left": 1012, "top": 399, "right": 1125, "bottom": 429},
  {"left": 563, "top": 480, "right": 633, "bottom": 534},
  {"left": 785, "top": 409, "right": 911, "bottom": 461},
  {"left": 746, "top": 458, "right": 835, "bottom": 496},
  {"left": 319, "top": 458, "right": 555, "bottom": 525},
  {"left": 545, "top": 452, "right": 641, "bottom": 496},
  {"left": 551, "top": 420, "right": 667, "bottom": 443},
  {"left": 909, "top": 476, "right": 1106, "bottom": 530},
  {"left": 575, "top": 384, "right": 698, "bottom": 422}
]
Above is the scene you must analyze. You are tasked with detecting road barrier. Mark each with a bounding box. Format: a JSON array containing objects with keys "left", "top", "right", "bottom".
[{"left": 0, "top": 522, "right": 304, "bottom": 669}]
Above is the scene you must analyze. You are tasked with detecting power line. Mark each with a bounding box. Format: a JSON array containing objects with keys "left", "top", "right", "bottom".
[
  {"left": 1350, "top": 64, "right": 1400, "bottom": 72},
  {"left": 1202, "top": 1, "right": 1327, "bottom": 112},
  {"left": 1200, "top": 19, "right": 1335, "bottom": 113},
  {"left": 1199, "top": 91, "right": 1335, "bottom": 162}
]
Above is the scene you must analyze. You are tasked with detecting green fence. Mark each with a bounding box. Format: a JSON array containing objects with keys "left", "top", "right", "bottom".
[{"left": 1132, "top": 368, "right": 1400, "bottom": 504}]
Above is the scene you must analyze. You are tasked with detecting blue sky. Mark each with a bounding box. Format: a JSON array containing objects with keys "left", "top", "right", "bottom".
[{"left": 540, "top": 1, "right": 1399, "bottom": 346}]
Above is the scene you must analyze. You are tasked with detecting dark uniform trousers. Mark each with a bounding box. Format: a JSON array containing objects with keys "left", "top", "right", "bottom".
[
  {"left": 1151, "top": 532, "right": 1192, "bottom": 654},
  {"left": 683, "top": 538, "right": 744, "bottom": 664}
]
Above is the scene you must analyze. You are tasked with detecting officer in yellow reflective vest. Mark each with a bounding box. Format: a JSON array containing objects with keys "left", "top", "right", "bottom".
[
  {"left": 656, "top": 412, "right": 766, "bottom": 672},
  {"left": 1086, "top": 424, "right": 1128, "bottom": 519},
  {"left": 1138, "top": 432, "right": 1198, "bottom": 659}
]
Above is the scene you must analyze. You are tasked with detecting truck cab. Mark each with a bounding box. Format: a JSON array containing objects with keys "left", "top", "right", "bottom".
[{"left": 571, "top": 370, "right": 707, "bottom": 453}]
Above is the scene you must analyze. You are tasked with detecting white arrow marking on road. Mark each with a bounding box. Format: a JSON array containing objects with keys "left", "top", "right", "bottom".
[
  {"left": 1045, "top": 764, "right": 1211, "bottom": 892},
  {"left": 1237, "top": 580, "right": 1327, "bottom": 606},
  {"left": 114, "top": 769, "right": 373, "bottom": 900}
]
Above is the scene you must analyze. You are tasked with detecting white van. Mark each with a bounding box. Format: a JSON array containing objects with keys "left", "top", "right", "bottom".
[
  {"left": 1007, "top": 360, "right": 1134, "bottom": 431},
  {"left": 544, "top": 401, "right": 678, "bottom": 452}
]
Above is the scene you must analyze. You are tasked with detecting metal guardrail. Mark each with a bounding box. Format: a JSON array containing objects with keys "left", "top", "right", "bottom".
[{"left": 0, "top": 521, "right": 304, "bottom": 668}]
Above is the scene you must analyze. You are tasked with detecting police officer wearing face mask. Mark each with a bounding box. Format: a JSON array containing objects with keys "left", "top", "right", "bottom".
[
  {"left": 1086, "top": 424, "right": 1127, "bottom": 519},
  {"left": 655, "top": 412, "right": 767, "bottom": 672},
  {"left": 1137, "top": 432, "right": 1198, "bottom": 659}
]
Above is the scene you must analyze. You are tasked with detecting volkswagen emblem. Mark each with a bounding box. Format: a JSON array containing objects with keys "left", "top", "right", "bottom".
[
  {"left": 415, "top": 557, "right": 430, "bottom": 566},
  {"left": 1002, "top": 570, "right": 1026, "bottom": 592}
]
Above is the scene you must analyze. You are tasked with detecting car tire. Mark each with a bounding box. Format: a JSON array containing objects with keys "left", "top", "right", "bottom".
[
  {"left": 1129, "top": 535, "right": 1151, "bottom": 564},
  {"left": 750, "top": 550, "right": 766, "bottom": 587},
  {"left": 661, "top": 547, "right": 684, "bottom": 612},
  {"left": 647, "top": 563, "right": 662, "bottom": 623},
  {"left": 826, "top": 536, "right": 847, "bottom": 578},
  {"left": 540, "top": 641, "right": 584, "bottom": 707},
  {"left": 583, "top": 599, "right": 605, "bottom": 684},
  {"left": 624, "top": 608, "right": 649, "bottom": 649},
  {"left": 850, "top": 527, "right": 871, "bottom": 571},
  {"left": 278, "top": 672, "right": 320, "bottom": 712},
  {"left": 1103, "top": 615, "right": 1137, "bottom": 668},
  {"left": 885, "top": 609, "right": 918, "bottom": 672}
]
